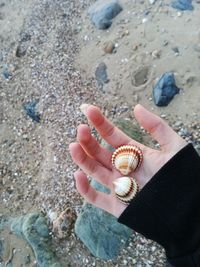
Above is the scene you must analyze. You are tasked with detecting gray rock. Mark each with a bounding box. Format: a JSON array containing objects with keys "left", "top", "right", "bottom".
[
  {"left": 153, "top": 72, "right": 180, "bottom": 106},
  {"left": 88, "top": 0, "right": 123, "bottom": 30},
  {"left": 75, "top": 119, "right": 143, "bottom": 260},
  {"left": 95, "top": 62, "right": 109, "bottom": 89},
  {"left": 10, "top": 213, "right": 63, "bottom": 267},
  {"left": 75, "top": 204, "right": 131, "bottom": 260}
]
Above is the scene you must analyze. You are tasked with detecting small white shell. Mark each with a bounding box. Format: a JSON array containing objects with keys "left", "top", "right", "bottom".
[
  {"left": 113, "top": 177, "right": 139, "bottom": 204},
  {"left": 111, "top": 145, "right": 143, "bottom": 175}
]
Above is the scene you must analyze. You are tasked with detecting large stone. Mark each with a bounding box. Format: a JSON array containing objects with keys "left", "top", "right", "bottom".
[
  {"left": 88, "top": 0, "right": 123, "bottom": 30},
  {"left": 75, "top": 119, "right": 143, "bottom": 259},
  {"left": 153, "top": 72, "right": 180, "bottom": 106},
  {"left": 75, "top": 204, "right": 131, "bottom": 260},
  {"left": 10, "top": 213, "right": 63, "bottom": 267}
]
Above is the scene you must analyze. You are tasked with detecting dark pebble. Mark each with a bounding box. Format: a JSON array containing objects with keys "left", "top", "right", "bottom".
[
  {"left": 2, "top": 70, "right": 12, "bottom": 79},
  {"left": 171, "top": 0, "right": 193, "bottom": 11},
  {"left": 16, "top": 44, "right": 27, "bottom": 57},
  {"left": 153, "top": 72, "right": 180, "bottom": 106},
  {"left": 23, "top": 101, "right": 41, "bottom": 123},
  {"left": 172, "top": 46, "right": 179, "bottom": 54},
  {"left": 95, "top": 62, "right": 109, "bottom": 89}
]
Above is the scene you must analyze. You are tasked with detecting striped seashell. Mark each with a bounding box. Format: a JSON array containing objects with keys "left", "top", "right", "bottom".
[
  {"left": 111, "top": 145, "right": 143, "bottom": 175},
  {"left": 113, "top": 177, "right": 139, "bottom": 204}
]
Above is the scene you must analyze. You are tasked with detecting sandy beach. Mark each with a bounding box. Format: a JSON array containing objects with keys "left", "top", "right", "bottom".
[{"left": 0, "top": 0, "right": 199, "bottom": 266}]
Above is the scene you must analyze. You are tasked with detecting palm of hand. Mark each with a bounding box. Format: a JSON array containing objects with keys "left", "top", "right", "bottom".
[{"left": 69, "top": 104, "right": 186, "bottom": 218}]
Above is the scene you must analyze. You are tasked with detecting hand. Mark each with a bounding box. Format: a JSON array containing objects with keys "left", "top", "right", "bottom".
[{"left": 69, "top": 104, "right": 187, "bottom": 218}]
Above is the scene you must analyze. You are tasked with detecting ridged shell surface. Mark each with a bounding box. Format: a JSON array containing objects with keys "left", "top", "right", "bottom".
[
  {"left": 113, "top": 177, "right": 139, "bottom": 204},
  {"left": 111, "top": 145, "right": 143, "bottom": 175}
]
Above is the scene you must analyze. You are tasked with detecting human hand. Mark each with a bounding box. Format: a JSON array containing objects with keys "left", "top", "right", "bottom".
[{"left": 69, "top": 104, "right": 187, "bottom": 218}]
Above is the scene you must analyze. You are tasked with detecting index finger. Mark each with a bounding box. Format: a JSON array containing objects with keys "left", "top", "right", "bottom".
[{"left": 80, "top": 104, "right": 142, "bottom": 149}]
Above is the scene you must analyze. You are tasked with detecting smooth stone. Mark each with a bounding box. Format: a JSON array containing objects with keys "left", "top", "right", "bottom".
[
  {"left": 153, "top": 72, "right": 180, "bottom": 106},
  {"left": 23, "top": 100, "right": 41, "bottom": 123},
  {"left": 88, "top": 0, "right": 122, "bottom": 30},
  {"left": 103, "top": 41, "right": 115, "bottom": 53},
  {"left": 10, "top": 213, "right": 63, "bottom": 267},
  {"left": 171, "top": 0, "right": 193, "bottom": 10},
  {"left": 75, "top": 119, "right": 143, "bottom": 260},
  {"left": 95, "top": 62, "right": 109, "bottom": 89}
]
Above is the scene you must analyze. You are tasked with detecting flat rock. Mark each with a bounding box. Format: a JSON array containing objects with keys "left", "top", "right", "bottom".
[
  {"left": 10, "top": 213, "right": 63, "bottom": 267},
  {"left": 75, "top": 119, "right": 143, "bottom": 260},
  {"left": 153, "top": 72, "right": 180, "bottom": 106},
  {"left": 88, "top": 0, "right": 123, "bottom": 30},
  {"left": 171, "top": 0, "right": 193, "bottom": 10},
  {"left": 75, "top": 204, "right": 131, "bottom": 260}
]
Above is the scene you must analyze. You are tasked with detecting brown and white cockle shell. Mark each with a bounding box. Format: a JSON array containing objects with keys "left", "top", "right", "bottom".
[
  {"left": 111, "top": 145, "right": 143, "bottom": 175},
  {"left": 113, "top": 176, "right": 139, "bottom": 204}
]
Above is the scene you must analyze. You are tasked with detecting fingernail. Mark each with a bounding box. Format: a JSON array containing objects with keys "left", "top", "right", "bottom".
[{"left": 80, "top": 103, "right": 90, "bottom": 116}]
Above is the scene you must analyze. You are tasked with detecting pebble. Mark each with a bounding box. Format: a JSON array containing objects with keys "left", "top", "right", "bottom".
[
  {"left": 23, "top": 101, "right": 41, "bottom": 123},
  {"left": 2, "top": 70, "right": 12, "bottom": 79},
  {"left": 88, "top": 0, "right": 123, "bottom": 30},
  {"left": 172, "top": 46, "right": 179, "bottom": 54},
  {"left": 153, "top": 72, "right": 180, "bottom": 106},
  {"left": 171, "top": 0, "right": 194, "bottom": 11},
  {"left": 103, "top": 41, "right": 115, "bottom": 53},
  {"left": 95, "top": 62, "right": 109, "bottom": 88},
  {"left": 16, "top": 45, "right": 27, "bottom": 57}
]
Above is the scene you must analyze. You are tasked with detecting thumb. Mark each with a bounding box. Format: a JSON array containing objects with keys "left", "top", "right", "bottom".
[{"left": 133, "top": 104, "right": 186, "bottom": 150}]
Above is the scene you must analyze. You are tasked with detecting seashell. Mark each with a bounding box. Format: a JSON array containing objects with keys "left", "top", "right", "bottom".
[
  {"left": 113, "top": 177, "right": 139, "bottom": 204},
  {"left": 111, "top": 145, "right": 143, "bottom": 175}
]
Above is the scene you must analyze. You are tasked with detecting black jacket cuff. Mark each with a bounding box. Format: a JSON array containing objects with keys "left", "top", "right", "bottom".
[{"left": 118, "top": 144, "right": 200, "bottom": 266}]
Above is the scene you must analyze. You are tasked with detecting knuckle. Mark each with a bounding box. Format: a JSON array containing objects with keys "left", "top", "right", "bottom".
[{"left": 103, "top": 125, "right": 115, "bottom": 138}]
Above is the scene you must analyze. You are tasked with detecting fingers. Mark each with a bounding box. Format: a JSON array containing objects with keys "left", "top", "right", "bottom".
[
  {"left": 80, "top": 104, "right": 136, "bottom": 148},
  {"left": 69, "top": 142, "right": 113, "bottom": 187},
  {"left": 74, "top": 170, "right": 114, "bottom": 212},
  {"left": 133, "top": 104, "right": 187, "bottom": 150},
  {"left": 77, "top": 124, "right": 113, "bottom": 170},
  {"left": 74, "top": 170, "right": 126, "bottom": 217}
]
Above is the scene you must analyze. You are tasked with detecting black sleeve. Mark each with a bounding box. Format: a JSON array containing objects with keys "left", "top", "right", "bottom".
[{"left": 118, "top": 143, "right": 200, "bottom": 267}]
